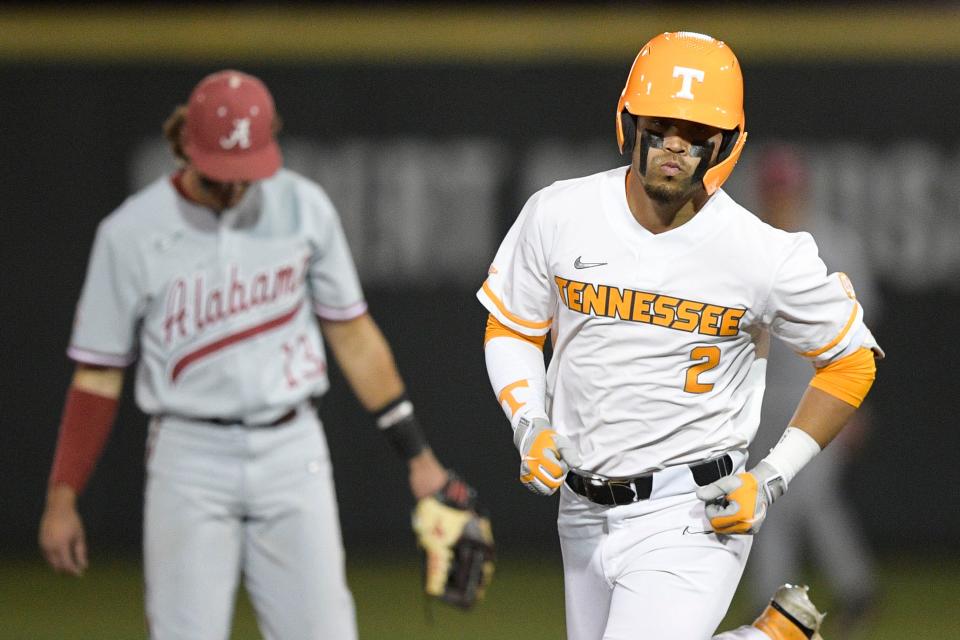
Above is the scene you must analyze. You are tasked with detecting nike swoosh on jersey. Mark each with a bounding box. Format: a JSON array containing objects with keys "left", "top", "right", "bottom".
[
  {"left": 574, "top": 256, "right": 608, "bottom": 269},
  {"left": 682, "top": 526, "right": 713, "bottom": 535}
]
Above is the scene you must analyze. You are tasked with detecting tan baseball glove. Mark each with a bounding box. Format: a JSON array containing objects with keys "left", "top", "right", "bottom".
[{"left": 411, "top": 472, "right": 495, "bottom": 609}]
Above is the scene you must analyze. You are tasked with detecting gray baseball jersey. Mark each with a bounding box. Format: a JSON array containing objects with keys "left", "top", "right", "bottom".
[{"left": 68, "top": 168, "right": 366, "bottom": 423}]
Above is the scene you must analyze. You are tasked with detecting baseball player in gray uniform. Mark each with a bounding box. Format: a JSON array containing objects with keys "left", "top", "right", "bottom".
[{"left": 38, "top": 70, "right": 461, "bottom": 640}]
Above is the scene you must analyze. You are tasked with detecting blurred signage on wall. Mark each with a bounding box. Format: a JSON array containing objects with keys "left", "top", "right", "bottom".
[
  {"left": 131, "top": 137, "right": 960, "bottom": 289},
  {"left": 131, "top": 137, "right": 507, "bottom": 286}
]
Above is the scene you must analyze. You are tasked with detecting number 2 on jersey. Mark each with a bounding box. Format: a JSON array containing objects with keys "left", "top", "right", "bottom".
[{"left": 684, "top": 346, "right": 720, "bottom": 393}]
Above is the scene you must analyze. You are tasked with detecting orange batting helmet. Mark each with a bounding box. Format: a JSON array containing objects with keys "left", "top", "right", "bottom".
[{"left": 616, "top": 31, "right": 747, "bottom": 195}]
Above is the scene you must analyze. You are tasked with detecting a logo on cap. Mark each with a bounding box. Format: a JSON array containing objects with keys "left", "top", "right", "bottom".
[
  {"left": 672, "top": 66, "right": 705, "bottom": 100},
  {"left": 220, "top": 118, "right": 252, "bottom": 150}
]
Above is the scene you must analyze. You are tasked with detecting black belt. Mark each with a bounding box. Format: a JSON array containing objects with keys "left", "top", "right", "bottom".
[
  {"left": 565, "top": 454, "right": 734, "bottom": 506},
  {"left": 160, "top": 407, "right": 299, "bottom": 428}
]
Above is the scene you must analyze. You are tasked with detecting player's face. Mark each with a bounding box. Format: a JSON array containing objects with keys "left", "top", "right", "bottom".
[
  {"left": 634, "top": 117, "right": 723, "bottom": 204},
  {"left": 197, "top": 173, "right": 252, "bottom": 210}
]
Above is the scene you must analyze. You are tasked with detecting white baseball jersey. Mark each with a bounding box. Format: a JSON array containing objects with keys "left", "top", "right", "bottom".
[
  {"left": 69, "top": 168, "right": 367, "bottom": 423},
  {"left": 478, "top": 165, "right": 880, "bottom": 477}
]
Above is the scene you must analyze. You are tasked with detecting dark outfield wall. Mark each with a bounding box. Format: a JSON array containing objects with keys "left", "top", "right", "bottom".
[{"left": 2, "top": 60, "right": 958, "bottom": 554}]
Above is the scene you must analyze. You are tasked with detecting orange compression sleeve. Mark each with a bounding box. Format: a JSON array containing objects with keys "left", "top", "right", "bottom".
[{"left": 808, "top": 347, "right": 877, "bottom": 408}]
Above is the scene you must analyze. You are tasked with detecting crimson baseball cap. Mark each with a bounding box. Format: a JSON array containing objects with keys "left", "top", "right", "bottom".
[{"left": 183, "top": 70, "right": 282, "bottom": 182}]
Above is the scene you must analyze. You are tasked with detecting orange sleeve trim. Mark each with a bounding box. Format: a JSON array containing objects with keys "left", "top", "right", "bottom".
[
  {"left": 485, "top": 314, "right": 546, "bottom": 349},
  {"left": 799, "top": 303, "right": 859, "bottom": 358},
  {"left": 808, "top": 347, "right": 876, "bottom": 408},
  {"left": 481, "top": 280, "right": 552, "bottom": 331}
]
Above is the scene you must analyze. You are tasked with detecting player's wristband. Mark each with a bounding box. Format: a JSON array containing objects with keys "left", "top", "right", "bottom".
[
  {"left": 760, "top": 426, "right": 821, "bottom": 489},
  {"left": 49, "top": 386, "right": 120, "bottom": 495},
  {"left": 375, "top": 394, "right": 429, "bottom": 460}
]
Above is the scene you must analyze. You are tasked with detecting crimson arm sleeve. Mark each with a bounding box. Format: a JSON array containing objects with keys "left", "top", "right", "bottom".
[{"left": 48, "top": 387, "right": 119, "bottom": 495}]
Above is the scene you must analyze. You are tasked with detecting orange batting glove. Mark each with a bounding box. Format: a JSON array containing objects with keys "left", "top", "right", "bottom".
[
  {"left": 514, "top": 417, "right": 582, "bottom": 496},
  {"left": 695, "top": 461, "right": 786, "bottom": 534}
]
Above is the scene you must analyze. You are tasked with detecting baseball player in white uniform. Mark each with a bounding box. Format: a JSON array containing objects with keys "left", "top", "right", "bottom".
[
  {"left": 478, "top": 32, "right": 881, "bottom": 640},
  {"left": 38, "top": 70, "right": 464, "bottom": 640}
]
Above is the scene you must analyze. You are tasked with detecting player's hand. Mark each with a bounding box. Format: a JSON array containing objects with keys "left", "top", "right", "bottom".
[
  {"left": 39, "top": 486, "right": 88, "bottom": 576},
  {"left": 408, "top": 448, "right": 449, "bottom": 499},
  {"left": 515, "top": 417, "right": 582, "bottom": 496},
  {"left": 695, "top": 461, "right": 785, "bottom": 534}
]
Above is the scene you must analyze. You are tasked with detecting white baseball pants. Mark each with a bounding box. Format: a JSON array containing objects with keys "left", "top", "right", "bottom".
[
  {"left": 559, "top": 484, "right": 753, "bottom": 640},
  {"left": 143, "top": 409, "right": 356, "bottom": 640}
]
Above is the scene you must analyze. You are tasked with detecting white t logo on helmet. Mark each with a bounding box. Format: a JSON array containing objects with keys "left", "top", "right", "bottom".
[
  {"left": 220, "top": 118, "right": 252, "bottom": 150},
  {"left": 672, "top": 66, "right": 705, "bottom": 100}
]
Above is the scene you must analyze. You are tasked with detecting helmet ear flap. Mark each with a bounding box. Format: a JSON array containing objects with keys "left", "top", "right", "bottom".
[
  {"left": 717, "top": 128, "right": 740, "bottom": 163},
  {"left": 620, "top": 112, "right": 637, "bottom": 155}
]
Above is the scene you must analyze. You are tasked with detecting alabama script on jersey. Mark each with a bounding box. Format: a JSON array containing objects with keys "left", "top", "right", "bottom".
[
  {"left": 478, "top": 166, "right": 881, "bottom": 477},
  {"left": 68, "top": 169, "right": 367, "bottom": 423}
]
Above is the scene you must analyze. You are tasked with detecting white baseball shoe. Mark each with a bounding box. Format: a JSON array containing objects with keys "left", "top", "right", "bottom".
[{"left": 752, "top": 583, "right": 826, "bottom": 640}]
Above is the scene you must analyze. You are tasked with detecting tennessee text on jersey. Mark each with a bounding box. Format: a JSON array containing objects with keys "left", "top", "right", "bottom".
[{"left": 554, "top": 276, "right": 746, "bottom": 337}]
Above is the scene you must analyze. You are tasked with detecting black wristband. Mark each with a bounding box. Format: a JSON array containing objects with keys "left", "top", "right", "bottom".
[{"left": 374, "top": 394, "right": 429, "bottom": 460}]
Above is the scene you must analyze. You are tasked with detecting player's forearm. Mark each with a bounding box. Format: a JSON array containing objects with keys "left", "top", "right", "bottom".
[
  {"left": 789, "top": 346, "right": 877, "bottom": 448},
  {"left": 321, "top": 314, "right": 405, "bottom": 411},
  {"left": 484, "top": 318, "right": 548, "bottom": 433},
  {"left": 47, "top": 365, "right": 125, "bottom": 498},
  {"left": 759, "top": 348, "right": 876, "bottom": 489},
  {"left": 321, "top": 314, "right": 437, "bottom": 463},
  {"left": 787, "top": 385, "right": 859, "bottom": 449},
  {"left": 750, "top": 388, "right": 852, "bottom": 494}
]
